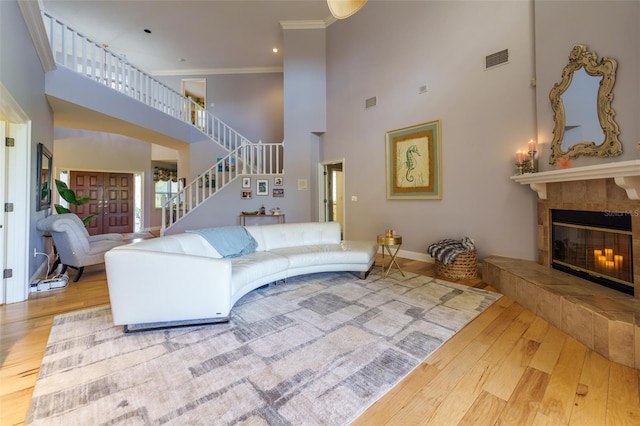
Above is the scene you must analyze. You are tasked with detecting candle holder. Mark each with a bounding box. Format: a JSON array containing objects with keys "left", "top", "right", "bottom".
[
  {"left": 527, "top": 150, "right": 538, "bottom": 173},
  {"left": 515, "top": 150, "right": 538, "bottom": 175}
]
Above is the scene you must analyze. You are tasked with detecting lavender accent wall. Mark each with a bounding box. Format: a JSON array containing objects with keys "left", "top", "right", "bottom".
[
  {"left": 1, "top": 0, "right": 54, "bottom": 283},
  {"left": 534, "top": 1, "right": 640, "bottom": 171},
  {"left": 323, "top": 1, "right": 537, "bottom": 261},
  {"left": 157, "top": 73, "right": 284, "bottom": 144}
]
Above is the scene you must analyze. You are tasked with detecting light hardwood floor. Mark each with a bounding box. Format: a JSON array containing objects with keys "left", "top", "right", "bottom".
[{"left": 1, "top": 257, "right": 639, "bottom": 425}]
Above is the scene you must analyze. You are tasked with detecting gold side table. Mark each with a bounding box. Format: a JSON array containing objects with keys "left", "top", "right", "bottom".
[{"left": 377, "top": 234, "right": 404, "bottom": 278}]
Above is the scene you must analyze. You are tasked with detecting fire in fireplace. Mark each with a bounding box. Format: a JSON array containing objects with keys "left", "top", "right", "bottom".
[{"left": 551, "top": 209, "right": 634, "bottom": 295}]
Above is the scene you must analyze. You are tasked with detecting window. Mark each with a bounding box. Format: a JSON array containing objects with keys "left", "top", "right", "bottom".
[{"left": 155, "top": 180, "right": 179, "bottom": 208}]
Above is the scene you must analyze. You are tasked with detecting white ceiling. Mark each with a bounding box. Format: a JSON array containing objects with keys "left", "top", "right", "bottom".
[{"left": 41, "top": 0, "right": 336, "bottom": 76}]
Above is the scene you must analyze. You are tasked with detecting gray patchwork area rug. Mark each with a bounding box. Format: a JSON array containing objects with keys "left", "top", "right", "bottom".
[{"left": 26, "top": 270, "right": 501, "bottom": 425}]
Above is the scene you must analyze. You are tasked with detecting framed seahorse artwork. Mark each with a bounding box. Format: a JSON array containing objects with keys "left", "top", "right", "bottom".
[{"left": 385, "top": 120, "right": 442, "bottom": 199}]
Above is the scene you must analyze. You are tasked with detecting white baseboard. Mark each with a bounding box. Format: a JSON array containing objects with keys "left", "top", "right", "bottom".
[
  {"left": 378, "top": 246, "right": 434, "bottom": 263},
  {"left": 400, "top": 249, "right": 434, "bottom": 263},
  {"left": 29, "top": 252, "right": 54, "bottom": 285}
]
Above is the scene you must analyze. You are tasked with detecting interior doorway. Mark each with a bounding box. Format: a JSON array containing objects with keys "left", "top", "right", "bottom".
[
  {"left": 181, "top": 78, "right": 206, "bottom": 128},
  {"left": 0, "top": 83, "right": 30, "bottom": 304},
  {"left": 321, "top": 161, "right": 344, "bottom": 236}
]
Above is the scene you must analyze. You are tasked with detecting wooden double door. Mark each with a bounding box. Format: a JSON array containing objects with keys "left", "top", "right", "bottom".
[{"left": 69, "top": 171, "right": 134, "bottom": 235}]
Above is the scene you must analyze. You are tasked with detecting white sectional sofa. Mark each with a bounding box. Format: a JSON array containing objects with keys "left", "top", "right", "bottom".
[{"left": 104, "top": 222, "right": 378, "bottom": 332}]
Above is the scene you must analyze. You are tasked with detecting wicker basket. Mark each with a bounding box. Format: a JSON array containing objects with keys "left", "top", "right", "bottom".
[{"left": 435, "top": 250, "right": 478, "bottom": 280}]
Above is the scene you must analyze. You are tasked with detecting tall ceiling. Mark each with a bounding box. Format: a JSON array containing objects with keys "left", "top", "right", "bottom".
[{"left": 41, "top": 0, "right": 336, "bottom": 76}]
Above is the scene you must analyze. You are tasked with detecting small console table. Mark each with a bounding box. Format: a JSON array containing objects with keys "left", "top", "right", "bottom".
[
  {"left": 377, "top": 234, "right": 404, "bottom": 278},
  {"left": 240, "top": 214, "right": 285, "bottom": 226}
]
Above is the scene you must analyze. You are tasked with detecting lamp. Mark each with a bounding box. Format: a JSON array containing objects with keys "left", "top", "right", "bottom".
[{"left": 327, "top": 0, "right": 368, "bottom": 19}]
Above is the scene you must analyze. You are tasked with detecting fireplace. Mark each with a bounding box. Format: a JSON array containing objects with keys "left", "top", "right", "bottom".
[
  {"left": 511, "top": 160, "right": 640, "bottom": 298},
  {"left": 551, "top": 209, "right": 634, "bottom": 295},
  {"left": 501, "top": 162, "right": 640, "bottom": 368}
]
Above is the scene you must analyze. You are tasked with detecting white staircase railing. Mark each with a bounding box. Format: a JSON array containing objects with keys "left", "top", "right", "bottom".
[
  {"left": 41, "top": 10, "right": 250, "bottom": 152},
  {"left": 162, "top": 142, "right": 284, "bottom": 234},
  {"left": 40, "top": 9, "right": 286, "bottom": 232}
]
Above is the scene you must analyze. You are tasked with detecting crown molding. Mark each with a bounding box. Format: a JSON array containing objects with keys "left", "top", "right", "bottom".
[
  {"left": 152, "top": 67, "right": 283, "bottom": 77},
  {"left": 279, "top": 19, "right": 334, "bottom": 30},
  {"left": 18, "top": 0, "right": 56, "bottom": 72}
]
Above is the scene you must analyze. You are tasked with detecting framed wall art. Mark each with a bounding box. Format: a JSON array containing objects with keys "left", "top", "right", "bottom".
[
  {"left": 274, "top": 177, "right": 283, "bottom": 186},
  {"left": 273, "top": 188, "right": 284, "bottom": 197},
  {"left": 256, "top": 179, "right": 269, "bottom": 196},
  {"left": 386, "top": 120, "right": 442, "bottom": 200},
  {"left": 242, "top": 177, "right": 251, "bottom": 188},
  {"left": 241, "top": 190, "right": 252, "bottom": 199}
]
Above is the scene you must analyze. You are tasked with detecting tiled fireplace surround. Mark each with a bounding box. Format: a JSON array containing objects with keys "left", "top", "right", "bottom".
[{"left": 483, "top": 161, "right": 640, "bottom": 369}]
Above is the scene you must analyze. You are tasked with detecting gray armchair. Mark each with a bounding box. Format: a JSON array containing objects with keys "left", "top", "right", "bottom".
[{"left": 36, "top": 213, "right": 127, "bottom": 282}]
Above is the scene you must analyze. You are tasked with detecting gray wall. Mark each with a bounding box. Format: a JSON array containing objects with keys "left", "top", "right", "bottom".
[
  {"left": 159, "top": 35, "right": 327, "bottom": 231},
  {"left": 282, "top": 27, "right": 327, "bottom": 224},
  {"left": 9, "top": 0, "right": 638, "bottom": 284},
  {"left": 158, "top": 73, "right": 284, "bottom": 144},
  {"left": 535, "top": 0, "right": 640, "bottom": 171},
  {"left": 154, "top": 72, "right": 289, "bottom": 231},
  {"left": 323, "top": 1, "right": 538, "bottom": 260},
  {"left": 1, "top": 0, "right": 54, "bottom": 279},
  {"left": 133, "top": 0, "right": 640, "bottom": 260}
]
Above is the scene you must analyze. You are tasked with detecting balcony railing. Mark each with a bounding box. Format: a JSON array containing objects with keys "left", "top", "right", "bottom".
[
  {"left": 41, "top": 10, "right": 251, "bottom": 152},
  {"left": 41, "top": 9, "right": 285, "bottom": 233}
]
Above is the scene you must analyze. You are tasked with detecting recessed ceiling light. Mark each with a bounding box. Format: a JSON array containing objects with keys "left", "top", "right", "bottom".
[
  {"left": 272, "top": 48, "right": 278, "bottom": 53},
  {"left": 143, "top": 29, "right": 152, "bottom": 34}
]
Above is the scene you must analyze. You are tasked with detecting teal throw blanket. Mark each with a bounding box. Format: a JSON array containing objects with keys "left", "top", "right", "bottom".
[{"left": 186, "top": 226, "right": 258, "bottom": 258}]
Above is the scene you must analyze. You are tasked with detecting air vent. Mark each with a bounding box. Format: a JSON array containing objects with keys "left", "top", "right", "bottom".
[
  {"left": 365, "top": 96, "right": 377, "bottom": 109},
  {"left": 485, "top": 49, "right": 509, "bottom": 70}
]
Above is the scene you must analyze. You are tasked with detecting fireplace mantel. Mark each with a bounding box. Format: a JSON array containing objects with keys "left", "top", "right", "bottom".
[{"left": 511, "top": 160, "right": 640, "bottom": 200}]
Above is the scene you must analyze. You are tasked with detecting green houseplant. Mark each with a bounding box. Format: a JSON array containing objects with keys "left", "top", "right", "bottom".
[{"left": 54, "top": 179, "right": 95, "bottom": 225}]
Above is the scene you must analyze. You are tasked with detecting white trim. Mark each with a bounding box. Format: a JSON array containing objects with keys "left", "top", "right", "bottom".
[
  {"left": 0, "top": 83, "right": 29, "bottom": 122},
  {"left": 152, "top": 19, "right": 335, "bottom": 77},
  {"left": 399, "top": 249, "right": 432, "bottom": 263},
  {"left": 319, "top": 159, "right": 346, "bottom": 237},
  {"left": 0, "top": 83, "right": 31, "bottom": 304},
  {"left": 4, "top": 122, "right": 30, "bottom": 303},
  {"left": 511, "top": 160, "right": 640, "bottom": 200},
  {"left": 0, "top": 121, "right": 5, "bottom": 305},
  {"left": 29, "top": 257, "right": 50, "bottom": 286},
  {"left": 377, "top": 247, "right": 433, "bottom": 263},
  {"left": 18, "top": 0, "right": 56, "bottom": 72},
  {"left": 153, "top": 67, "right": 283, "bottom": 77},
  {"left": 280, "top": 19, "right": 331, "bottom": 30},
  {"left": 317, "top": 164, "right": 325, "bottom": 224}
]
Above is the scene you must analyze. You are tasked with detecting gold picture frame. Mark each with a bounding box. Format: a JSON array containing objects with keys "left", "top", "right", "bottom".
[
  {"left": 548, "top": 45, "right": 621, "bottom": 165},
  {"left": 386, "top": 120, "right": 442, "bottom": 199}
]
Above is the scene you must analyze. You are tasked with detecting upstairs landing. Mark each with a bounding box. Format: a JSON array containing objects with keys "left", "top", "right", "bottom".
[{"left": 483, "top": 256, "right": 640, "bottom": 369}]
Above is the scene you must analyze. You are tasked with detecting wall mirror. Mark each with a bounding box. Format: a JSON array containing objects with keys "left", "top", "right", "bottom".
[
  {"left": 36, "top": 142, "right": 53, "bottom": 211},
  {"left": 548, "top": 45, "right": 622, "bottom": 165}
]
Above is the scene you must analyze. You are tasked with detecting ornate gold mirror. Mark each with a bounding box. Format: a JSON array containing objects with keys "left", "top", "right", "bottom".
[{"left": 549, "top": 45, "right": 622, "bottom": 165}]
